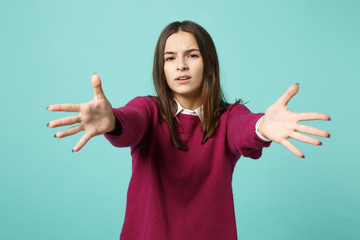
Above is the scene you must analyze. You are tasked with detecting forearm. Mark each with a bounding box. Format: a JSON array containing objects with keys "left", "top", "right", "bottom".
[
  {"left": 104, "top": 97, "right": 152, "bottom": 148},
  {"left": 106, "top": 114, "right": 121, "bottom": 135}
]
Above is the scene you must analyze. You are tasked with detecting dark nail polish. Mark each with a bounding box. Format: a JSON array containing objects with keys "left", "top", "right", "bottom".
[
  {"left": 329, "top": 117, "right": 332, "bottom": 121},
  {"left": 46, "top": 106, "right": 49, "bottom": 110},
  {"left": 54, "top": 134, "right": 57, "bottom": 138},
  {"left": 328, "top": 134, "right": 332, "bottom": 138},
  {"left": 295, "top": 83, "right": 299, "bottom": 85},
  {"left": 319, "top": 142, "right": 323, "bottom": 146},
  {"left": 93, "top": 72, "right": 97, "bottom": 75},
  {"left": 46, "top": 123, "right": 50, "bottom": 127},
  {"left": 72, "top": 149, "right": 75, "bottom": 153},
  {"left": 301, "top": 155, "right": 305, "bottom": 158}
]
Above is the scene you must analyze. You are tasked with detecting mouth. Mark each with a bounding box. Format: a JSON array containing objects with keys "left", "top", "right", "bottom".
[{"left": 175, "top": 76, "right": 191, "bottom": 81}]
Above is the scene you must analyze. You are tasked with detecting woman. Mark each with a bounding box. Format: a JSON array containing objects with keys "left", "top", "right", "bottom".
[{"left": 47, "top": 21, "right": 330, "bottom": 239}]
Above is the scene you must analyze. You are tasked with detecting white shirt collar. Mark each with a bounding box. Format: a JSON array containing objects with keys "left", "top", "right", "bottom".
[{"left": 174, "top": 99, "right": 203, "bottom": 121}]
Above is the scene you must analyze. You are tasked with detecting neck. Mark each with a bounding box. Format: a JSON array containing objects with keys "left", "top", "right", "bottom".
[{"left": 174, "top": 94, "right": 202, "bottom": 110}]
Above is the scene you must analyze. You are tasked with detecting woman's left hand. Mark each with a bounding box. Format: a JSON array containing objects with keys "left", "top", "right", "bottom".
[{"left": 258, "top": 84, "right": 331, "bottom": 158}]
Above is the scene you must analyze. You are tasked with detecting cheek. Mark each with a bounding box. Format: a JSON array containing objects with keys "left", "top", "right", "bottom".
[
  {"left": 164, "top": 62, "right": 175, "bottom": 75},
  {"left": 163, "top": 65, "right": 171, "bottom": 82},
  {"left": 194, "top": 62, "right": 204, "bottom": 80}
]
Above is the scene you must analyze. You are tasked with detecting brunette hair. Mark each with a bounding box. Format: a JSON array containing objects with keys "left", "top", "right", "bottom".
[{"left": 153, "top": 20, "right": 231, "bottom": 150}]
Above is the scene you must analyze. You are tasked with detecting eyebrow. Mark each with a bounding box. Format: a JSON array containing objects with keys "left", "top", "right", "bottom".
[{"left": 163, "top": 48, "right": 200, "bottom": 55}]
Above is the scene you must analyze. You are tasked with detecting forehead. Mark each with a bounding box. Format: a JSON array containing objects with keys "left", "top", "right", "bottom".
[{"left": 164, "top": 31, "right": 199, "bottom": 51}]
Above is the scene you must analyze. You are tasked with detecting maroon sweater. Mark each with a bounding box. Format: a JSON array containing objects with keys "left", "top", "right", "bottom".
[{"left": 104, "top": 97, "right": 271, "bottom": 240}]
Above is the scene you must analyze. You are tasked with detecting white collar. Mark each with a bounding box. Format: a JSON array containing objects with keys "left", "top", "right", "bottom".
[{"left": 174, "top": 99, "right": 203, "bottom": 121}]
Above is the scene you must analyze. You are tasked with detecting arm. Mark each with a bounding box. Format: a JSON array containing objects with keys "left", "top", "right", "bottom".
[
  {"left": 258, "top": 83, "right": 331, "bottom": 158},
  {"left": 103, "top": 97, "right": 153, "bottom": 148},
  {"left": 227, "top": 104, "right": 271, "bottom": 159}
]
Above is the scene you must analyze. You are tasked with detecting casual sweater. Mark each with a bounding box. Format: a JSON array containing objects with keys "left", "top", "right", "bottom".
[{"left": 104, "top": 96, "right": 271, "bottom": 240}]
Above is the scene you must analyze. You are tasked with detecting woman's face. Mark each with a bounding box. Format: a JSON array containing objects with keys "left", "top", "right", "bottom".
[{"left": 163, "top": 31, "right": 204, "bottom": 105}]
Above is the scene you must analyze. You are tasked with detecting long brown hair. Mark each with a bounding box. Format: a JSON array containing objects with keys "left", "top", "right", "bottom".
[{"left": 153, "top": 21, "right": 231, "bottom": 150}]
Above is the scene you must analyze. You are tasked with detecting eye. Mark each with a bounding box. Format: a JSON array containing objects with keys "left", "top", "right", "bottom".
[
  {"left": 165, "top": 57, "right": 175, "bottom": 61},
  {"left": 188, "top": 54, "right": 199, "bottom": 58}
]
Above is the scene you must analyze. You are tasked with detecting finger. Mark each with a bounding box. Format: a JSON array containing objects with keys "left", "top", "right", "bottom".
[
  {"left": 48, "top": 103, "right": 81, "bottom": 112},
  {"left": 276, "top": 83, "right": 299, "bottom": 107},
  {"left": 72, "top": 132, "right": 92, "bottom": 152},
  {"left": 91, "top": 73, "right": 106, "bottom": 100},
  {"left": 48, "top": 116, "right": 80, "bottom": 128},
  {"left": 297, "top": 112, "right": 331, "bottom": 121},
  {"left": 55, "top": 125, "right": 82, "bottom": 138},
  {"left": 290, "top": 132, "right": 321, "bottom": 146},
  {"left": 281, "top": 139, "right": 305, "bottom": 158},
  {"left": 296, "top": 124, "right": 330, "bottom": 138}
]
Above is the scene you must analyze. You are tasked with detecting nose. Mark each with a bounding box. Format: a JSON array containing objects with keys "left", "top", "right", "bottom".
[{"left": 176, "top": 58, "right": 189, "bottom": 71}]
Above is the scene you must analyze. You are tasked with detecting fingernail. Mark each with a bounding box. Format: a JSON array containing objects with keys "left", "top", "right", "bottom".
[
  {"left": 319, "top": 142, "right": 323, "bottom": 146},
  {"left": 295, "top": 83, "right": 299, "bottom": 85},
  {"left": 93, "top": 72, "right": 97, "bottom": 75},
  {"left": 328, "top": 134, "right": 332, "bottom": 138},
  {"left": 46, "top": 106, "right": 49, "bottom": 110},
  {"left": 46, "top": 123, "right": 50, "bottom": 127},
  {"left": 329, "top": 117, "right": 332, "bottom": 121},
  {"left": 54, "top": 134, "right": 57, "bottom": 138},
  {"left": 72, "top": 149, "right": 75, "bottom": 153},
  {"left": 301, "top": 155, "right": 305, "bottom": 158}
]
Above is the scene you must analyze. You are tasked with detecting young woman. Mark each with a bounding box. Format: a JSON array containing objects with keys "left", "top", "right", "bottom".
[{"left": 47, "top": 21, "right": 330, "bottom": 239}]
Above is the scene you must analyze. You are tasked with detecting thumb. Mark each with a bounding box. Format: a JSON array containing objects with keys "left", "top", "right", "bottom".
[
  {"left": 91, "top": 72, "right": 106, "bottom": 100},
  {"left": 277, "top": 83, "right": 299, "bottom": 106}
]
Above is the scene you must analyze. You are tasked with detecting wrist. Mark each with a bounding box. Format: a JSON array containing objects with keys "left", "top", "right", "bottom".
[
  {"left": 106, "top": 114, "right": 121, "bottom": 135},
  {"left": 256, "top": 116, "right": 271, "bottom": 142}
]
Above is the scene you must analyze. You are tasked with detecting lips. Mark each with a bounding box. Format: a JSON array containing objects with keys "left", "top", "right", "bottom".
[{"left": 175, "top": 75, "right": 191, "bottom": 81}]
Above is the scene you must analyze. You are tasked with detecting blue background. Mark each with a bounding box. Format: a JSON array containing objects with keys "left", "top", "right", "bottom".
[{"left": 1, "top": 0, "right": 359, "bottom": 239}]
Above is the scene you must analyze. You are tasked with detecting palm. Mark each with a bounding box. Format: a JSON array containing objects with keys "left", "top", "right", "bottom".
[
  {"left": 259, "top": 84, "right": 331, "bottom": 158},
  {"left": 82, "top": 98, "right": 113, "bottom": 135},
  {"left": 47, "top": 73, "right": 115, "bottom": 152}
]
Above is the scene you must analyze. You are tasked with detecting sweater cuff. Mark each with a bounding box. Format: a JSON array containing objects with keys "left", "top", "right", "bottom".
[{"left": 106, "top": 117, "right": 122, "bottom": 135}]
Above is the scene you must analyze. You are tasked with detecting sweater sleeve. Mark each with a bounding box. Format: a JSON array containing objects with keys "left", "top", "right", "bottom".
[
  {"left": 227, "top": 104, "right": 271, "bottom": 160},
  {"left": 103, "top": 97, "right": 153, "bottom": 148}
]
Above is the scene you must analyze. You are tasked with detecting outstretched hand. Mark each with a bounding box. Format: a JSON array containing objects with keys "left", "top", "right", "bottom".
[
  {"left": 259, "top": 84, "right": 331, "bottom": 158},
  {"left": 47, "top": 73, "right": 116, "bottom": 152}
]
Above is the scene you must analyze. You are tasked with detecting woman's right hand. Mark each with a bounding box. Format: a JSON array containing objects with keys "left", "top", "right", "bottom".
[{"left": 47, "top": 73, "right": 116, "bottom": 152}]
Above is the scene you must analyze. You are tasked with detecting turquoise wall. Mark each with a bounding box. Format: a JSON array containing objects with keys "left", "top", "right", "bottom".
[{"left": 0, "top": 0, "right": 359, "bottom": 239}]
